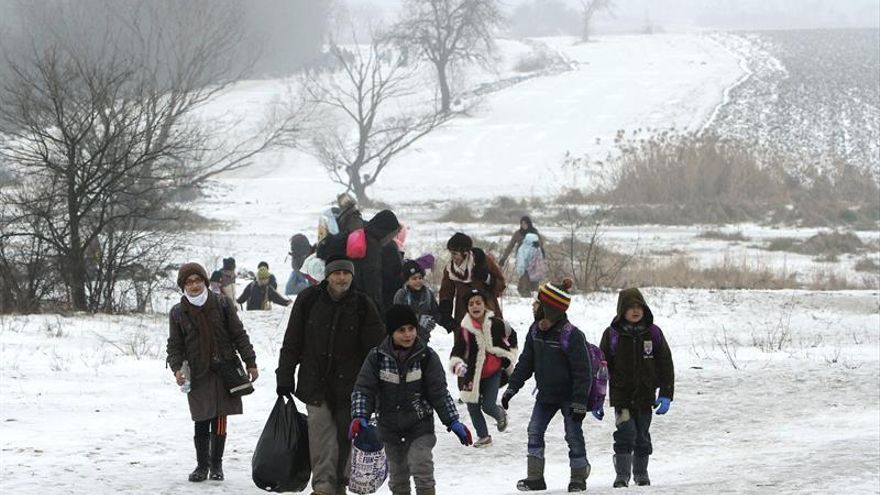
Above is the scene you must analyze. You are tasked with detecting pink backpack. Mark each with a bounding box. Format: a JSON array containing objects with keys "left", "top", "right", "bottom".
[{"left": 346, "top": 228, "right": 367, "bottom": 259}]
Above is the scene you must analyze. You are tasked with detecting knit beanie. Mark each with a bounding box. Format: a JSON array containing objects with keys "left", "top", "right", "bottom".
[
  {"left": 258, "top": 261, "right": 269, "bottom": 269},
  {"left": 257, "top": 266, "right": 270, "bottom": 281},
  {"left": 367, "top": 209, "right": 400, "bottom": 238},
  {"left": 386, "top": 304, "right": 419, "bottom": 335},
  {"left": 325, "top": 255, "right": 355, "bottom": 277},
  {"left": 402, "top": 259, "right": 425, "bottom": 278},
  {"left": 538, "top": 278, "right": 574, "bottom": 322},
  {"left": 446, "top": 232, "right": 473, "bottom": 251},
  {"left": 177, "top": 262, "right": 209, "bottom": 291},
  {"left": 222, "top": 257, "right": 236, "bottom": 270},
  {"left": 616, "top": 288, "right": 649, "bottom": 319}
]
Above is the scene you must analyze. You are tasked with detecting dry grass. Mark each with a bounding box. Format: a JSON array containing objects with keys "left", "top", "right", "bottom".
[{"left": 697, "top": 230, "right": 750, "bottom": 242}]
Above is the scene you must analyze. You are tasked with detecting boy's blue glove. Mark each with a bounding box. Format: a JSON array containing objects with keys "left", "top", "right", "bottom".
[
  {"left": 449, "top": 420, "right": 473, "bottom": 446},
  {"left": 348, "top": 417, "right": 368, "bottom": 440},
  {"left": 592, "top": 407, "right": 605, "bottom": 421},
  {"left": 653, "top": 397, "right": 672, "bottom": 415}
]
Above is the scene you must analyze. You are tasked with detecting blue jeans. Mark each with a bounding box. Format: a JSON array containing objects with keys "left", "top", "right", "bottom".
[
  {"left": 527, "top": 402, "right": 588, "bottom": 469},
  {"left": 466, "top": 371, "right": 504, "bottom": 438}
]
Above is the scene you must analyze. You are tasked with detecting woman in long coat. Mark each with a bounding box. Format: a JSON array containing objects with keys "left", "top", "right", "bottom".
[
  {"left": 167, "top": 262, "right": 258, "bottom": 483},
  {"left": 438, "top": 232, "right": 506, "bottom": 329}
]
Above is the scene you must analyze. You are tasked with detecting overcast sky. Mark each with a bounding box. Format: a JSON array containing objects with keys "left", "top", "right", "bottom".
[{"left": 347, "top": 0, "right": 880, "bottom": 31}]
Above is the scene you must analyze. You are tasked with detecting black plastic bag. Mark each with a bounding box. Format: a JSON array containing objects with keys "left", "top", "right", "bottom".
[{"left": 252, "top": 395, "right": 311, "bottom": 492}]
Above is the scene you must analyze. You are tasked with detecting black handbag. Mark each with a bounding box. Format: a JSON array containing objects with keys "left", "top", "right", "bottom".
[{"left": 214, "top": 358, "right": 255, "bottom": 397}]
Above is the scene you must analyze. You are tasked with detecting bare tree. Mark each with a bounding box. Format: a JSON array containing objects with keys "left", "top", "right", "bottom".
[
  {"left": 0, "top": 0, "right": 307, "bottom": 313},
  {"left": 302, "top": 40, "right": 451, "bottom": 206},
  {"left": 388, "top": 0, "right": 504, "bottom": 114},
  {"left": 579, "top": 0, "right": 614, "bottom": 42}
]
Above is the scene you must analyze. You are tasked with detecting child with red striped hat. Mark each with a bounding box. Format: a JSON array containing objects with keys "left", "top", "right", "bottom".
[{"left": 502, "top": 278, "right": 594, "bottom": 492}]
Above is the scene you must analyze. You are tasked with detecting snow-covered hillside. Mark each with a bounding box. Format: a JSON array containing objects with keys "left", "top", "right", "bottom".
[{"left": 1, "top": 290, "right": 878, "bottom": 493}]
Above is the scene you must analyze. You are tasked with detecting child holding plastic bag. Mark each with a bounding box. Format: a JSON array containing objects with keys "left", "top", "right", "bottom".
[{"left": 350, "top": 305, "right": 472, "bottom": 495}]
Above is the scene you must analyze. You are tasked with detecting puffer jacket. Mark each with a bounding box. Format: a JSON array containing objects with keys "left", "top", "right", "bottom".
[
  {"left": 507, "top": 318, "right": 591, "bottom": 406},
  {"left": 275, "top": 281, "right": 385, "bottom": 408},
  {"left": 351, "top": 337, "right": 459, "bottom": 444}
]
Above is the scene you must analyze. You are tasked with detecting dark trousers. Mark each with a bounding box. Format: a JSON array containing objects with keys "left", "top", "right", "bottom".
[
  {"left": 613, "top": 407, "right": 653, "bottom": 456},
  {"left": 527, "top": 402, "right": 588, "bottom": 469},
  {"left": 194, "top": 416, "right": 226, "bottom": 436},
  {"left": 466, "top": 371, "right": 504, "bottom": 438}
]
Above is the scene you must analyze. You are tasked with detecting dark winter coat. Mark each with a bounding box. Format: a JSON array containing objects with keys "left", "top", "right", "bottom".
[
  {"left": 353, "top": 212, "right": 400, "bottom": 312},
  {"left": 237, "top": 280, "right": 290, "bottom": 310},
  {"left": 352, "top": 337, "right": 459, "bottom": 444},
  {"left": 448, "top": 311, "right": 518, "bottom": 404},
  {"left": 599, "top": 294, "right": 674, "bottom": 410},
  {"left": 393, "top": 285, "right": 440, "bottom": 343},
  {"left": 507, "top": 318, "right": 591, "bottom": 407},
  {"left": 438, "top": 247, "right": 506, "bottom": 326},
  {"left": 166, "top": 291, "right": 257, "bottom": 422},
  {"left": 380, "top": 243, "right": 403, "bottom": 313},
  {"left": 275, "top": 281, "right": 385, "bottom": 409}
]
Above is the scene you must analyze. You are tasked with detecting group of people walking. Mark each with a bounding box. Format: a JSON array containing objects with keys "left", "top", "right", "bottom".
[{"left": 166, "top": 196, "right": 675, "bottom": 495}]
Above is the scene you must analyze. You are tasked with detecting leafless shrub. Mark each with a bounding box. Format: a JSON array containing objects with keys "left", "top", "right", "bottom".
[
  {"left": 697, "top": 230, "right": 749, "bottom": 242},
  {"left": 751, "top": 303, "right": 794, "bottom": 352},
  {"left": 564, "top": 132, "right": 879, "bottom": 227},
  {"left": 437, "top": 203, "right": 479, "bottom": 223},
  {"left": 714, "top": 327, "right": 741, "bottom": 370},
  {"left": 42, "top": 317, "right": 64, "bottom": 339},
  {"left": 854, "top": 258, "right": 879, "bottom": 273},
  {"left": 97, "top": 320, "right": 163, "bottom": 360}
]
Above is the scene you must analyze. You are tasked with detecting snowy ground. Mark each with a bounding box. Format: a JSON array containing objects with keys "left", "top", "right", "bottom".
[
  {"left": 3, "top": 31, "right": 879, "bottom": 494},
  {"left": 1, "top": 289, "right": 878, "bottom": 494}
]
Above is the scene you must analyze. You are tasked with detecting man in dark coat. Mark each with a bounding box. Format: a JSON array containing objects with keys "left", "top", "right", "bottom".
[
  {"left": 167, "top": 262, "right": 258, "bottom": 483},
  {"left": 353, "top": 209, "right": 400, "bottom": 312},
  {"left": 599, "top": 288, "right": 674, "bottom": 488},
  {"left": 275, "top": 256, "right": 385, "bottom": 495}
]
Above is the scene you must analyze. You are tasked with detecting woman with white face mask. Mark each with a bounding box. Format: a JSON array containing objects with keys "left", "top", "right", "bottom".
[{"left": 166, "top": 262, "right": 259, "bottom": 483}]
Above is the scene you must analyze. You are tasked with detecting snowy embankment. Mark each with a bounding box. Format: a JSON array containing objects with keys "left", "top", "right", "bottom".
[{"left": 1, "top": 290, "right": 878, "bottom": 493}]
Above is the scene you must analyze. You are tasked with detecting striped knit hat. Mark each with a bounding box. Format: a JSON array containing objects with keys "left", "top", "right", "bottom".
[{"left": 538, "top": 278, "right": 574, "bottom": 312}]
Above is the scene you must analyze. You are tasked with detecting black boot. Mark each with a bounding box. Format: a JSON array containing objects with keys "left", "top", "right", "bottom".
[
  {"left": 632, "top": 456, "right": 650, "bottom": 486},
  {"left": 567, "top": 465, "right": 590, "bottom": 492},
  {"left": 209, "top": 433, "right": 226, "bottom": 481},
  {"left": 517, "top": 456, "right": 547, "bottom": 491},
  {"left": 188, "top": 434, "right": 210, "bottom": 482},
  {"left": 613, "top": 454, "right": 632, "bottom": 488}
]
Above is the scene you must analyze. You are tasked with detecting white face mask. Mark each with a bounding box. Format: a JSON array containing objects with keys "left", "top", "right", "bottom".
[{"left": 185, "top": 289, "right": 208, "bottom": 307}]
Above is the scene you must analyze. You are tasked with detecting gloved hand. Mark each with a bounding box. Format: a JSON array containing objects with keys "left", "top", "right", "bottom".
[
  {"left": 592, "top": 407, "right": 605, "bottom": 421},
  {"left": 501, "top": 388, "right": 516, "bottom": 410},
  {"left": 453, "top": 362, "right": 468, "bottom": 377},
  {"left": 570, "top": 403, "right": 588, "bottom": 422},
  {"left": 276, "top": 384, "right": 294, "bottom": 396},
  {"left": 348, "top": 417, "right": 368, "bottom": 441},
  {"left": 418, "top": 314, "right": 436, "bottom": 330},
  {"left": 654, "top": 397, "right": 672, "bottom": 415},
  {"left": 449, "top": 420, "right": 473, "bottom": 446}
]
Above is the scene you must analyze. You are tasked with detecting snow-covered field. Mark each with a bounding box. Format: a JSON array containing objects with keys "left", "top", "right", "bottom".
[
  {"left": 2, "top": 289, "right": 878, "bottom": 493},
  {"left": 2, "top": 31, "right": 879, "bottom": 494}
]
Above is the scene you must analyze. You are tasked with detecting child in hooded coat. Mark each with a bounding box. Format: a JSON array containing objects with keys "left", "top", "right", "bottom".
[{"left": 599, "top": 288, "right": 674, "bottom": 488}]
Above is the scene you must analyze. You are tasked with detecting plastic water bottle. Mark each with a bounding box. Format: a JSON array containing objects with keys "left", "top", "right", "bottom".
[{"left": 180, "top": 360, "right": 192, "bottom": 394}]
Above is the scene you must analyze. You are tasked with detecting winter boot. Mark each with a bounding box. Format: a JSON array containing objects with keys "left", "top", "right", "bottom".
[
  {"left": 209, "top": 433, "right": 226, "bottom": 481},
  {"left": 516, "top": 456, "right": 547, "bottom": 491},
  {"left": 188, "top": 434, "right": 210, "bottom": 482},
  {"left": 632, "top": 456, "right": 650, "bottom": 486},
  {"left": 415, "top": 488, "right": 436, "bottom": 495},
  {"left": 496, "top": 408, "right": 508, "bottom": 432},
  {"left": 613, "top": 454, "right": 632, "bottom": 488},
  {"left": 567, "top": 464, "right": 590, "bottom": 492}
]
